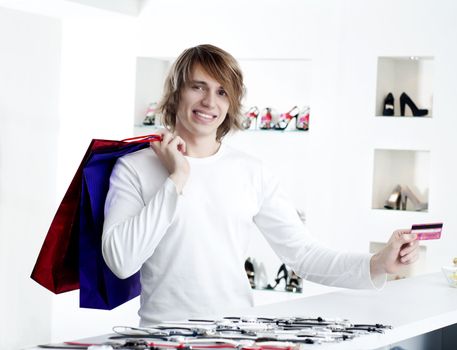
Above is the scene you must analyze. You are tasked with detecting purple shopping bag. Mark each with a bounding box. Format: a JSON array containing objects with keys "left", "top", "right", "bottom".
[
  {"left": 78, "top": 135, "right": 161, "bottom": 310},
  {"left": 31, "top": 134, "right": 161, "bottom": 310}
]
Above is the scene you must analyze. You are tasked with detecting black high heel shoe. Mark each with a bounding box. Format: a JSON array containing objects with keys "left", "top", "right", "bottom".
[
  {"left": 400, "top": 92, "right": 428, "bottom": 117},
  {"left": 266, "top": 263, "right": 288, "bottom": 290},
  {"left": 244, "top": 257, "right": 255, "bottom": 289},
  {"left": 382, "top": 93, "right": 394, "bottom": 116},
  {"left": 285, "top": 270, "right": 302, "bottom": 292}
]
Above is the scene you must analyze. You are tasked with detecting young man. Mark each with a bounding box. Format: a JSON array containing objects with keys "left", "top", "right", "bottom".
[{"left": 102, "top": 44, "right": 418, "bottom": 326}]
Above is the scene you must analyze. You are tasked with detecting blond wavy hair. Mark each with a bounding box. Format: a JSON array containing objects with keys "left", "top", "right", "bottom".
[{"left": 157, "top": 44, "right": 245, "bottom": 141}]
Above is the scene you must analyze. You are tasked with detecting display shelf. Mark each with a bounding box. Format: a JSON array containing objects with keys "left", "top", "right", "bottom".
[
  {"left": 239, "top": 59, "right": 311, "bottom": 132},
  {"left": 133, "top": 124, "right": 157, "bottom": 134},
  {"left": 133, "top": 57, "right": 171, "bottom": 127},
  {"left": 371, "top": 149, "right": 430, "bottom": 212},
  {"left": 375, "top": 56, "right": 434, "bottom": 118},
  {"left": 370, "top": 117, "right": 433, "bottom": 152},
  {"left": 242, "top": 129, "right": 308, "bottom": 133},
  {"left": 251, "top": 287, "right": 302, "bottom": 294},
  {"left": 251, "top": 281, "right": 337, "bottom": 306}
]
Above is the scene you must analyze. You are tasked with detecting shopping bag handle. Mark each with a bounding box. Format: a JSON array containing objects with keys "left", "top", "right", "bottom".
[{"left": 121, "top": 134, "right": 162, "bottom": 143}]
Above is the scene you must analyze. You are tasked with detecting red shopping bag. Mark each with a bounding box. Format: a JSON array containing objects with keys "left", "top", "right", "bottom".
[{"left": 30, "top": 135, "right": 160, "bottom": 297}]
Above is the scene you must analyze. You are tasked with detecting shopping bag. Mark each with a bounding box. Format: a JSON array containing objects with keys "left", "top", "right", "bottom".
[
  {"left": 79, "top": 138, "right": 153, "bottom": 309},
  {"left": 30, "top": 142, "right": 94, "bottom": 293},
  {"left": 31, "top": 134, "right": 160, "bottom": 309}
]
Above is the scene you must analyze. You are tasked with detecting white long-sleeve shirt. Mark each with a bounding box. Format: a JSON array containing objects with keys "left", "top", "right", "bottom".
[{"left": 102, "top": 143, "right": 383, "bottom": 326}]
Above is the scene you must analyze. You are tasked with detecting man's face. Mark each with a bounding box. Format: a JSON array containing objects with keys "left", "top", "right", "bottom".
[{"left": 175, "top": 64, "right": 230, "bottom": 141}]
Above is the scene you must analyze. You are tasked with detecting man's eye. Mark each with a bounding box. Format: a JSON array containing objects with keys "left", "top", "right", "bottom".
[
  {"left": 218, "top": 89, "right": 227, "bottom": 96},
  {"left": 192, "top": 85, "right": 204, "bottom": 90}
]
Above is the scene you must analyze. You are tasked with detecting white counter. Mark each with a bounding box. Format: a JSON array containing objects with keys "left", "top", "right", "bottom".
[
  {"left": 231, "top": 272, "right": 457, "bottom": 349},
  {"left": 30, "top": 272, "right": 457, "bottom": 350}
]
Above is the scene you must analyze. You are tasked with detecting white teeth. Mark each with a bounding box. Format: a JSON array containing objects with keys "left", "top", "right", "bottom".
[{"left": 195, "top": 111, "right": 215, "bottom": 119}]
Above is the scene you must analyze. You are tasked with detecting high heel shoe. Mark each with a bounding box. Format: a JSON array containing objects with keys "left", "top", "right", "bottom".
[
  {"left": 384, "top": 185, "right": 402, "bottom": 210},
  {"left": 253, "top": 259, "right": 268, "bottom": 289},
  {"left": 296, "top": 106, "right": 310, "bottom": 131},
  {"left": 285, "top": 270, "right": 302, "bottom": 293},
  {"left": 382, "top": 93, "right": 395, "bottom": 116},
  {"left": 241, "top": 106, "right": 259, "bottom": 130},
  {"left": 142, "top": 102, "right": 158, "bottom": 125},
  {"left": 266, "top": 263, "right": 288, "bottom": 290},
  {"left": 400, "top": 92, "right": 428, "bottom": 117},
  {"left": 244, "top": 257, "right": 256, "bottom": 289},
  {"left": 259, "top": 107, "right": 274, "bottom": 129},
  {"left": 274, "top": 106, "right": 299, "bottom": 130},
  {"left": 401, "top": 185, "right": 428, "bottom": 211}
]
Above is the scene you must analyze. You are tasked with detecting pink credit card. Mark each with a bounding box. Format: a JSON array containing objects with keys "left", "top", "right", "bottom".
[{"left": 411, "top": 223, "right": 443, "bottom": 240}]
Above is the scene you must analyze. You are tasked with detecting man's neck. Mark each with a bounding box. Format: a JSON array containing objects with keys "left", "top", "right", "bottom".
[{"left": 181, "top": 135, "right": 221, "bottom": 158}]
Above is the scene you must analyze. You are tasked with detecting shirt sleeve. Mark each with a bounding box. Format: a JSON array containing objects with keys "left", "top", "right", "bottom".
[
  {"left": 253, "top": 163, "right": 386, "bottom": 290},
  {"left": 102, "top": 156, "right": 180, "bottom": 279}
]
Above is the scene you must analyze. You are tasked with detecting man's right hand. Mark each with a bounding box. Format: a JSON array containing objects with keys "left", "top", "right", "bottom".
[{"left": 150, "top": 129, "right": 190, "bottom": 194}]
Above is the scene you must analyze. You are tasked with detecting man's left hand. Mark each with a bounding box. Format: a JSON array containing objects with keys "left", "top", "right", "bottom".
[{"left": 370, "top": 229, "right": 419, "bottom": 278}]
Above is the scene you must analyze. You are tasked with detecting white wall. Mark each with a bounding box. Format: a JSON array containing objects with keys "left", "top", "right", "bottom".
[
  {"left": 51, "top": 14, "right": 141, "bottom": 343},
  {"left": 0, "top": 6, "right": 61, "bottom": 350},
  {"left": 2, "top": 0, "right": 457, "bottom": 348},
  {"left": 0, "top": 3, "right": 141, "bottom": 349},
  {"left": 327, "top": 0, "right": 457, "bottom": 265}
]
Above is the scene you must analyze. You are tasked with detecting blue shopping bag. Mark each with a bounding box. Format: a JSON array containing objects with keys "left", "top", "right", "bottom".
[{"left": 78, "top": 135, "right": 160, "bottom": 309}]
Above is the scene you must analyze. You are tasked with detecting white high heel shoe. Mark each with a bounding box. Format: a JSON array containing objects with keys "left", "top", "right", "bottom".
[
  {"left": 384, "top": 185, "right": 402, "bottom": 210},
  {"left": 142, "top": 102, "right": 159, "bottom": 126},
  {"left": 253, "top": 259, "right": 268, "bottom": 290},
  {"left": 401, "top": 186, "right": 428, "bottom": 211}
]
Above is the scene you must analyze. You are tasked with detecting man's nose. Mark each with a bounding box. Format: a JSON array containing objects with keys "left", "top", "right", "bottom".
[{"left": 201, "top": 90, "right": 217, "bottom": 108}]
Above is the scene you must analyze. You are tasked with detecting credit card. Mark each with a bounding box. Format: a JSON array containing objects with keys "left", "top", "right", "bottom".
[{"left": 411, "top": 223, "right": 443, "bottom": 240}]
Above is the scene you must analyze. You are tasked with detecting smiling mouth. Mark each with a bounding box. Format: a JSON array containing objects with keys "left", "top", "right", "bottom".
[{"left": 193, "top": 110, "right": 217, "bottom": 121}]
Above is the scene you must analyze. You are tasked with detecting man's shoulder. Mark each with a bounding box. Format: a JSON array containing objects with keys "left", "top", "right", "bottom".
[
  {"left": 120, "top": 146, "right": 155, "bottom": 163},
  {"left": 117, "top": 147, "right": 165, "bottom": 176}
]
